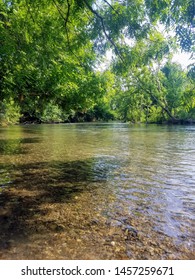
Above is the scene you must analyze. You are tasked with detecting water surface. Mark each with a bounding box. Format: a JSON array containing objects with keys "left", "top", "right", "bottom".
[{"left": 0, "top": 123, "right": 194, "bottom": 259}]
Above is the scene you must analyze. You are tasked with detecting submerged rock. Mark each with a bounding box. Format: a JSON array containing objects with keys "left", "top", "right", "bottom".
[{"left": 122, "top": 225, "right": 138, "bottom": 239}]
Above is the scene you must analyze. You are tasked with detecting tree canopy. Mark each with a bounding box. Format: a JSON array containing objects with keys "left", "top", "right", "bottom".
[{"left": 0, "top": 0, "right": 194, "bottom": 124}]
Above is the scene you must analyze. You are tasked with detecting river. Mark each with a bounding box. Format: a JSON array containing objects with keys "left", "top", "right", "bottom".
[{"left": 0, "top": 123, "right": 194, "bottom": 259}]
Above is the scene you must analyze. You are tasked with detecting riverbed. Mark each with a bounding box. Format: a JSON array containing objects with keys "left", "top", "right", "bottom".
[{"left": 0, "top": 123, "right": 194, "bottom": 259}]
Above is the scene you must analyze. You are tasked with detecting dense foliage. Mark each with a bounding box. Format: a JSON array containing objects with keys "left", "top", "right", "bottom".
[{"left": 0, "top": 0, "right": 194, "bottom": 124}]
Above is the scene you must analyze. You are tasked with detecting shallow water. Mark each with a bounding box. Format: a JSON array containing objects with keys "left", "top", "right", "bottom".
[{"left": 0, "top": 123, "right": 194, "bottom": 259}]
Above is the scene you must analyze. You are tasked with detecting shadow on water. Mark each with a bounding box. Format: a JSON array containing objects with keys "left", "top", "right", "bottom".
[
  {"left": 0, "top": 138, "right": 41, "bottom": 155},
  {"left": 0, "top": 158, "right": 108, "bottom": 251}
]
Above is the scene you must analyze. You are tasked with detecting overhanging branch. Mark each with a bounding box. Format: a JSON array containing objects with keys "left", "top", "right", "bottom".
[
  {"left": 102, "top": 0, "right": 120, "bottom": 15},
  {"left": 135, "top": 75, "right": 177, "bottom": 120},
  {"left": 52, "top": 0, "right": 84, "bottom": 66},
  {"left": 52, "top": 0, "right": 70, "bottom": 29},
  {"left": 82, "top": 0, "right": 124, "bottom": 61}
]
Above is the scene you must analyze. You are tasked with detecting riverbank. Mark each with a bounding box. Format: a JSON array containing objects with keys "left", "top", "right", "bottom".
[{"left": 1, "top": 117, "right": 195, "bottom": 127}]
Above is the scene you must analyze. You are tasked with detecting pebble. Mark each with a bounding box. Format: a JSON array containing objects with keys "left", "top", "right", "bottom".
[{"left": 115, "top": 248, "right": 120, "bottom": 252}]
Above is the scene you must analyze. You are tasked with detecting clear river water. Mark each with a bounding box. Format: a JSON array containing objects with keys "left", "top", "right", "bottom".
[{"left": 0, "top": 123, "right": 194, "bottom": 259}]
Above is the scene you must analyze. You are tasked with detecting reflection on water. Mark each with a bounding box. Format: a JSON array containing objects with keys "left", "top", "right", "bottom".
[{"left": 0, "top": 123, "right": 194, "bottom": 259}]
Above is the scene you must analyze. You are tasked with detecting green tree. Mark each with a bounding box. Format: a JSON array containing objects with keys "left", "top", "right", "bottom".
[
  {"left": 161, "top": 62, "right": 187, "bottom": 117},
  {"left": 0, "top": 0, "right": 105, "bottom": 122},
  {"left": 1, "top": 0, "right": 194, "bottom": 124}
]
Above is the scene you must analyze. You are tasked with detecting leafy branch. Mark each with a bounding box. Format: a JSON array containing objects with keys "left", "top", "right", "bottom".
[{"left": 82, "top": 0, "right": 124, "bottom": 61}]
